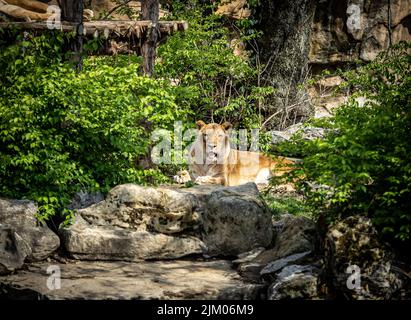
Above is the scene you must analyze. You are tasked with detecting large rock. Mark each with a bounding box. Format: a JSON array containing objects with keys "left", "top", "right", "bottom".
[
  {"left": 0, "top": 259, "right": 263, "bottom": 300},
  {"left": 309, "top": 0, "right": 411, "bottom": 64},
  {"left": 60, "top": 183, "right": 273, "bottom": 261},
  {"left": 0, "top": 226, "right": 32, "bottom": 274},
  {"left": 257, "top": 214, "right": 317, "bottom": 264},
  {"left": 0, "top": 199, "right": 60, "bottom": 262},
  {"left": 237, "top": 214, "right": 317, "bottom": 282},
  {"left": 267, "top": 264, "right": 320, "bottom": 300},
  {"left": 201, "top": 183, "right": 273, "bottom": 256},
  {"left": 325, "top": 216, "right": 403, "bottom": 299}
]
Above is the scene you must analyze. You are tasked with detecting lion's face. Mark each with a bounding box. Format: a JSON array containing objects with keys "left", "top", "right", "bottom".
[{"left": 194, "top": 120, "right": 232, "bottom": 164}]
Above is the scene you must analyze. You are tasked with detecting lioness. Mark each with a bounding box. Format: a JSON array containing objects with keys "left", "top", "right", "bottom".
[{"left": 175, "top": 120, "right": 295, "bottom": 187}]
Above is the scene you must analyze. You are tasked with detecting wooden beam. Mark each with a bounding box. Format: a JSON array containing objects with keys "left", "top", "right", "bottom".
[{"left": 141, "top": 0, "right": 159, "bottom": 77}]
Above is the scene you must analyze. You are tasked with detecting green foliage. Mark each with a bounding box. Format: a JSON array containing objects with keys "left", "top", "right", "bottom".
[
  {"left": 0, "top": 34, "right": 191, "bottom": 219},
  {"left": 157, "top": 0, "right": 274, "bottom": 128},
  {"left": 274, "top": 42, "right": 411, "bottom": 241}
]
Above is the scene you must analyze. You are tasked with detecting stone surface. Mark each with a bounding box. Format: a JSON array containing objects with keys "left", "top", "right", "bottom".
[
  {"left": 75, "top": 184, "right": 202, "bottom": 234},
  {"left": 270, "top": 123, "right": 327, "bottom": 144},
  {"left": 201, "top": 183, "right": 273, "bottom": 256},
  {"left": 260, "top": 251, "right": 312, "bottom": 277},
  {"left": 0, "top": 199, "right": 60, "bottom": 262},
  {"left": 215, "top": 0, "right": 251, "bottom": 20},
  {"left": 90, "top": 0, "right": 169, "bottom": 20},
  {"left": 232, "top": 247, "right": 266, "bottom": 266},
  {"left": 0, "top": 226, "right": 32, "bottom": 275},
  {"left": 60, "top": 183, "right": 273, "bottom": 261},
  {"left": 325, "top": 216, "right": 403, "bottom": 299},
  {"left": 268, "top": 264, "right": 320, "bottom": 300},
  {"left": 236, "top": 214, "right": 317, "bottom": 283},
  {"left": 59, "top": 214, "right": 204, "bottom": 261},
  {"left": 68, "top": 191, "right": 104, "bottom": 210},
  {"left": 0, "top": 259, "right": 263, "bottom": 300},
  {"left": 268, "top": 214, "right": 317, "bottom": 261}
]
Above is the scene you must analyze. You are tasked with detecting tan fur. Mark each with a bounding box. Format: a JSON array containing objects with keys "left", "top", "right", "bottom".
[
  {"left": 188, "top": 121, "right": 295, "bottom": 186},
  {"left": 0, "top": 0, "right": 93, "bottom": 21}
]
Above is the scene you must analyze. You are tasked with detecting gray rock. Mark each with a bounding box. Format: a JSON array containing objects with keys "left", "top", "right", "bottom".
[
  {"left": 309, "top": 0, "right": 411, "bottom": 64},
  {"left": 0, "top": 259, "right": 263, "bottom": 300},
  {"left": 233, "top": 247, "right": 266, "bottom": 266},
  {"left": 0, "top": 226, "right": 32, "bottom": 274},
  {"left": 60, "top": 183, "right": 272, "bottom": 260},
  {"left": 271, "top": 214, "right": 317, "bottom": 259},
  {"left": 270, "top": 123, "right": 326, "bottom": 145},
  {"left": 59, "top": 215, "right": 204, "bottom": 261},
  {"left": 237, "top": 262, "right": 266, "bottom": 283},
  {"left": 325, "top": 216, "right": 403, "bottom": 299},
  {"left": 236, "top": 214, "right": 317, "bottom": 283},
  {"left": 0, "top": 199, "right": 60, "bottom": 262},
  {"left": 68, "top": 191, "right": 105, "bottom": 210},
  {"left": 268, "top": 264, "right": 320, "bottom": 300}
]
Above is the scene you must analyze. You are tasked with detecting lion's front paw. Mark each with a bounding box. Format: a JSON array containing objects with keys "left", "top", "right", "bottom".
[
  {"left": 194, "top": 176, "right": 215, "bottom": 185},
  {"left": 173, "top": 170, "right": 192, "bottom": 184}
]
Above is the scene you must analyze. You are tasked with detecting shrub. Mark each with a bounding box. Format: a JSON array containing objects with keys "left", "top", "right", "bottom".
[{"left": 273, "top": 42, "right": 411, "bottom": 242}]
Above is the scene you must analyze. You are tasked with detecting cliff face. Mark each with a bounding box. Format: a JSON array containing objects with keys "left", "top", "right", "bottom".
[{"left": 309, "top": 0, "right": 411, "bottom": 67}]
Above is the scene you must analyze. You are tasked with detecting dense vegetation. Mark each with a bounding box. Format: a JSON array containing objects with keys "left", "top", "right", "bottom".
[{"left": 275, "top": 42, "right": 411, "bottom": 242}]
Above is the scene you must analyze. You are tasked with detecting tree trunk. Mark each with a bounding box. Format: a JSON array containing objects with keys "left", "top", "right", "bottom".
[
  {"left": 255, "top": 0, "right": 316, "bottom": 129},
  {"left": 141, "top": 0, "right": 159, "bottom": 77},
  {"left": 60, "top": 0, "right": 84, "bottom": 70}
]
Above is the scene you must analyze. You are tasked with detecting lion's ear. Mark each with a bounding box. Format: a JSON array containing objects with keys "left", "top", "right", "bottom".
[
  {"left": 222, "top": 122, "right": 232, "bottom": 130},
  {"left": 196, "top": 120, "right": 206, "bottom": 129}
]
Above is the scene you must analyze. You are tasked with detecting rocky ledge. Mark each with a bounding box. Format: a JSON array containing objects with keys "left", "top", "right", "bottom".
[{"left": 0, "top": 259, "right": 262, "bottom": 300}]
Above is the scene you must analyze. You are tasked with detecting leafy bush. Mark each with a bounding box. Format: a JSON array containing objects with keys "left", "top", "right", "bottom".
[
  {"left": 274, "top": 42, "right": 411, "bottom": 241},
  {"left": 0, "top": 34, "right": 191, "bottom": 220}
]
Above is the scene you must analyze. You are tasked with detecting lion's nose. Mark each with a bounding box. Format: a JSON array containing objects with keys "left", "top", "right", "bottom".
[{"left": 208, "top": 143, "right": 217, "bottom": 149}]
